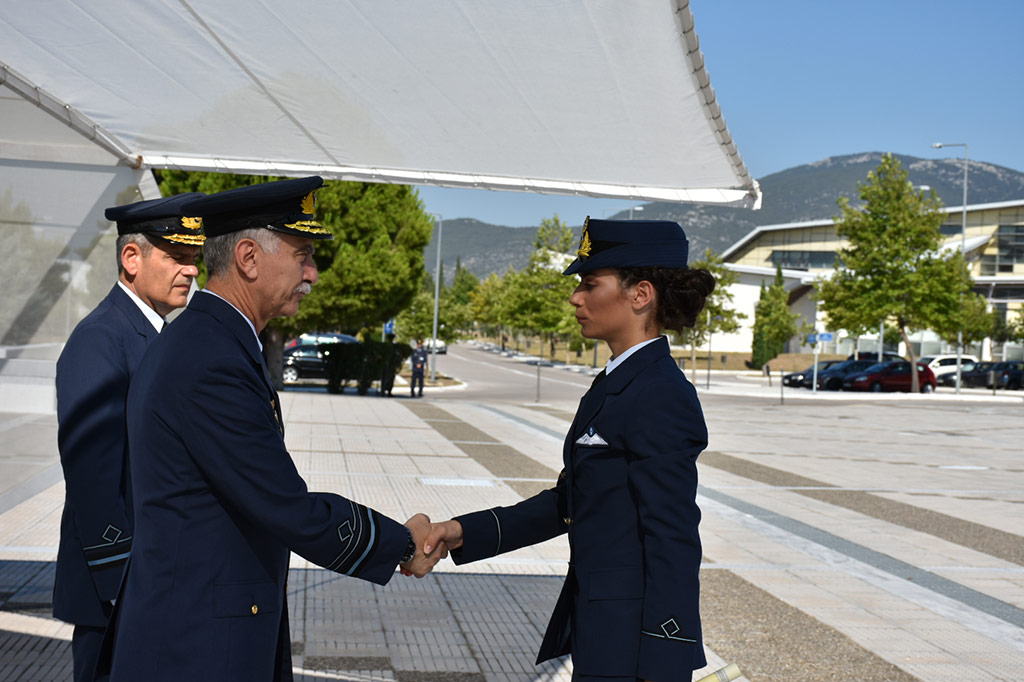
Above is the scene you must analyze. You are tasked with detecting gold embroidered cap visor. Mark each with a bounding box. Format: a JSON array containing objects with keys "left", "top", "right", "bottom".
[
  {"left": 105, "top": 192, "right": 207, "bottom": 246},
  {"left": 181, "top": 176, "right": 334, "bottom": 240},
  {"left": 562, "top": 217, "right": 690, "bottom": 275}
]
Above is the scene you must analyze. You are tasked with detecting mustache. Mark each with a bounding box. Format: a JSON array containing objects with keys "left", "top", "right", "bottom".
[{"left": 294, "top": 282, "right": 312, "bottom": 296}]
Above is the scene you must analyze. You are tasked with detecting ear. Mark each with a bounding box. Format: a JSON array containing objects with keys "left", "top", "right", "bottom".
[
  {"left": 630, "top": 280, "right": 656, "bottom": 312},
  {"left": 235, "top": 238, "right": 259, "bottom": 279},
  {"left": 121, "top": 242, "right": 143, "bottom": 277}
]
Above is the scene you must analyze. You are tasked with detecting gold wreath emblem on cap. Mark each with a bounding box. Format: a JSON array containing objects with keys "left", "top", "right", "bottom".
[
  {"left": 300, "top": 191, "right": 316, "bottom": 216},
  {"left": 180, "top": 216, "right": 203, "bottom": 231},
  {"left": 577, "top": 216, "right": 592, "bottom": 259}
]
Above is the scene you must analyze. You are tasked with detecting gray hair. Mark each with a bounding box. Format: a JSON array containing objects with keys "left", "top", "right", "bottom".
[
  {"left": 115, "top": 233, "right": 156, "bottom": 274},
  {"left": 203, "top": 227, "right": 281, "bottom": 277}
]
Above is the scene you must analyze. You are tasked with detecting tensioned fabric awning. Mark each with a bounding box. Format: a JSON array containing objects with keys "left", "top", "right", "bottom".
[{"left": 1, "top": 0, "right": 760, "bottom": 208}]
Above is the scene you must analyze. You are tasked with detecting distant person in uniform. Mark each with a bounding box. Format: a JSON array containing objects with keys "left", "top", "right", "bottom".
[
  {"left": 380, "top": 332, "right": 398, "bottom": 397},
  {"left": 410, "top": 338, "right": 428, "bottom": 397},
  {"left": 104, "top": 177, "right": 444, "bottom": 682},
  {"left": 424, "top": 217, "right": 714, "bottom": 681},
  {"left": 53, "top": 192, "right": 204, "bottom": 682}
]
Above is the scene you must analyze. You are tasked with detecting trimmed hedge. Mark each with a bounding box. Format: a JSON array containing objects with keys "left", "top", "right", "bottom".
[{"left": 322, "top": 341, "right": 413, "bottom": 395}]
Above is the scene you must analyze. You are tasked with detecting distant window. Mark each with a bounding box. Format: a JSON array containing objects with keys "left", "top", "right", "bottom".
[
  {"left": 939, "top": 224, "right": 963, "bottom": 236},
  {"left": 769, "top": 250, "right": 838, "bottom": 270}
]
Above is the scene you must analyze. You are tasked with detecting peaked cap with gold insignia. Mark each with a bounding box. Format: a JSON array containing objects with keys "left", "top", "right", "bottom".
[
  {"left": 181, "top": 176, "right": 333, "bottom": 240},
  {"left": 563, "top": 216, "right": 689, "bottom": 275},
  {"left": 104, "top": 193, "right": 207, "bottom": 246}
]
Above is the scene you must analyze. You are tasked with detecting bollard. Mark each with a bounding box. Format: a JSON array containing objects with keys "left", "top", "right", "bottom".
[
  {"left": 764, "top": 364, "right": 771, "bottom": 387},
  {"left": 780, "top": 369, "right": 784, "bottom": 405},
  {"left": 991, "top": 370, "right": 997, "bottom": 396}
]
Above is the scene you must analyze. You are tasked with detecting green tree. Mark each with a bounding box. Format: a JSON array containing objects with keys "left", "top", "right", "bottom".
[
  {"left": 440, "top": 257, "right": 480, "bottom": 336},
  {"left": 816, "top": 154, "right": 970, "bottom": 392},
  {"left": 750, "top": 265, "right": 800, "bottom": 373}
]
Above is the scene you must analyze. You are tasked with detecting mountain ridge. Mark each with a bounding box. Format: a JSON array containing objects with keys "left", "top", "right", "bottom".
[{"left": 424, "top": 152, "right": 1024, "bottom": 281}]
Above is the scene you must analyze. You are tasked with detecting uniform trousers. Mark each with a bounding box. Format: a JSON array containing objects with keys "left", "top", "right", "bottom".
[{"left": 72, "top": 623, "right": 106, "bottom": 682}]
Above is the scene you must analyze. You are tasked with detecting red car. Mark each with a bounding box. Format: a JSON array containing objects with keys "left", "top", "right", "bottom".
[{"left": 842, "top": 360, "right": 937, "bottom": 393}]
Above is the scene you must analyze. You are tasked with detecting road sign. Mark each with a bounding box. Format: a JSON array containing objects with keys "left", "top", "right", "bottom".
[
  {"left": 818, "top": 332, "right": 834, "bottom": 342},
  {"left": 806, "top": 333, "right": 818, "bottom": 344},
  {"left": 383, "top": 318, "right": 395, "bottom": 335}
]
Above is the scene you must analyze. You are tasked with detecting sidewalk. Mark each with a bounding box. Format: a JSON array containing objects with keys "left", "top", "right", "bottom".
[{"left": 2, "top": 386, "right": 1022, "bottom": 680}]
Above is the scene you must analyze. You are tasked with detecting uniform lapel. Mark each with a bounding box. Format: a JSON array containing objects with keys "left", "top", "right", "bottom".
[
  {"left": 190, "top": 291, "right": 284, "bottom": 436},
  {"left": 109, "top": 284, "right": 160, "bottom": 343},
  {"left": 569, "top": 336, "right": 670, "bottom": 442}
]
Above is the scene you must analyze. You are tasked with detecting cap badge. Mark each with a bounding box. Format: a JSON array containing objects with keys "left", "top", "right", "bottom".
[
  {"left": 577, "top": 217, "right": 592, "bottom": 259},
  {"left": 180, "top": 216, "right": 202, "bottom": 230},
  {"left": 300, "top": 191, "right": 316, "bottom": 216}
]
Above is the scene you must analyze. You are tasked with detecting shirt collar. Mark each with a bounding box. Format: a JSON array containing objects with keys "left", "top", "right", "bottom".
[
  {"left": 202, "top": 289, "right": 263, "bottom": 352},
  {"left": 605, "top": 336, "right": 661, "bottom": 375},
  {"left": 117, "top": 280, "right": 165, "bottom": 333}
]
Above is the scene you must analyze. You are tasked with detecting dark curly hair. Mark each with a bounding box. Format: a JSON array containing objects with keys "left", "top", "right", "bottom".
[{"left": 615, "top": 266, "right": 716, "bottom": 335}]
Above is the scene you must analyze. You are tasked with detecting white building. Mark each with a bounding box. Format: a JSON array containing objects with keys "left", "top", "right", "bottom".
[{"left": 711, "top": 200, "right": 1024, "bottom": 361}]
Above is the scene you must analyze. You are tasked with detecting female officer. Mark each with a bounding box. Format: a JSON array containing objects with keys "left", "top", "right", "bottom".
[{"left": 425, "top": 217, "right": 714, "bottom": 681}]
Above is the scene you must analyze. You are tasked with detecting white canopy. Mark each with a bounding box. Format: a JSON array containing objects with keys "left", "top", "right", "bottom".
[{"left": 1, "top": 0, "right": 760, "bottom": 207}]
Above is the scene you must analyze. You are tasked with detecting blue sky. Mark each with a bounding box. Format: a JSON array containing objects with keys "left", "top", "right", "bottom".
[{"left": 416, "top": 1, "right": 1023, "bottom": 226}]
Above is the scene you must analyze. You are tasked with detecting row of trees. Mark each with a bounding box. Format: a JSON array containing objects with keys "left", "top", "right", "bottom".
[{"left": 396, "top": 214, "right": 747, "bottom": 373}]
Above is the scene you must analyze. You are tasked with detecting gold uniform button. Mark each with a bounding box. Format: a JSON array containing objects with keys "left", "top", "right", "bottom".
[
  {"left": 563, "top": 517, "right": 572, "bottom": 526},
  {"left": 251, "top": 604, "right": 258, "bottom": 615}
]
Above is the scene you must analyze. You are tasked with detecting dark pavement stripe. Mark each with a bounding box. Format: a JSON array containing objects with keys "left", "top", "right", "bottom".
[
  {"left": 701, "top": 570, "right": 921, "bottom": 682},
  {"left": 404, "top": 403, "right": 557, "bottom": 499},
  {"left": 700, "top": 451, "right": 1024, "bottom": 566},
  {"left": 700, "top": 486, "right": 1024, "bottom": 629}
]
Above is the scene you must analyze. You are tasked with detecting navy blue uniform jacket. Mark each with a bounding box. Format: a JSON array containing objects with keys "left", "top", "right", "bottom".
[
  {"left": 54, "top": 284, "right": 155, "bottom": 626},
  {"left": 108, "top": 291, "right": 408, "bottom": 681},
  {"left": 452, "top": 337, "right": 707, "bottom": 680}
]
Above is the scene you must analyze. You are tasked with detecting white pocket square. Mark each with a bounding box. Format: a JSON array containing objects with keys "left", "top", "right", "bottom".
[{"left": 575, "top": 427, "right": 608, "bottom": 446}]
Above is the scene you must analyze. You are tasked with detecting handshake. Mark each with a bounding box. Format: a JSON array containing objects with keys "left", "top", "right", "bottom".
[{"left": 399, "top": 513, "right": 464, "bottom": 578}]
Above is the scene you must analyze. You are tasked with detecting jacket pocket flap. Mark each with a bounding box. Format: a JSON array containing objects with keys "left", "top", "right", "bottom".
[
  {"left": 213, "top": 581, "right": 280, "bottom": 618},
  {"left": 587, "top": 567, "right": 643, "bottom": 601}
]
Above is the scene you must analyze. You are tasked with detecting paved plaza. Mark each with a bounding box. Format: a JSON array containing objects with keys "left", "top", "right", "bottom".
[{"left": 1, "top": 347, "right": 1022, "bottom": 681}]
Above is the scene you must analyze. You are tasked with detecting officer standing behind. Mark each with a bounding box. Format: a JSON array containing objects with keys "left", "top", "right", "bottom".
[
  {"left": 53, "top": 193, "right": 204, "bottom": 682},
  {"left": 424, "top": 218, "right": 715, "bottom": 681},
  {"left": 410, "top": 338, "right": 428, "bottom": 397},
  {"left": 106, "top": 177, "right": 443, "bottom": 681}
]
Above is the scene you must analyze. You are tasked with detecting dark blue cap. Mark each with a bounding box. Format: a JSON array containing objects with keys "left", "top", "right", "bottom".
[
  {"left": 104, "top": 193, "right": 206, "bottom": 246},
  {"left": 181, "top": 176, "right": 333, "bottom": 240},
  {"left": 562, "top": 217, "right": 689, "bottom": 275}
]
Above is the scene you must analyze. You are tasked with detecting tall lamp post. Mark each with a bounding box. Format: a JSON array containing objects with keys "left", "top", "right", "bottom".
[
  {"left": 427, "top": 212, "right": 443, "bottom": 382},
  {"left": 931, "top": 142, "right": 969, "bottom": 394}
]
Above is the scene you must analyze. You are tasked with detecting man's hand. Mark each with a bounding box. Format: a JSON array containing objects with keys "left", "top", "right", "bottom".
[{"left": 400, "top": 513, "right": 449, "bottom": 578}]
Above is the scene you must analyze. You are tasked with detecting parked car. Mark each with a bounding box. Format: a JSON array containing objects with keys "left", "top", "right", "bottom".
[
  {"left": 842, "top": 360, "right": 937, "bottom": 393},
  {"left": 282, "top": 344, "right": 329, "bottom": 383},
  {"left": 812, "top": 359, "right": 876, "bottom": 390},
  {"left": 939, "top": 361, "right": 1003, "bottom": 388},
  {"left": 783, "top": 360, "right": 841, "bottom": 387},
  {"left": 917, "top": 354, "right": 980, "bottom": 379},
  {"left": 421, "top": 338, "right": 447, "bottom": 354},
  {"left": 997, "top": 362, "right": 1024, "bottom": 389},
  {"left": 287, "top": 331, "right": 359, "bottom": 348}
]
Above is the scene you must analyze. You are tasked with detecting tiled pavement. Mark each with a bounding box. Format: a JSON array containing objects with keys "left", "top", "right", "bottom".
[{"left": 1, "top": 384, "right": 1023, "bottom": 681}]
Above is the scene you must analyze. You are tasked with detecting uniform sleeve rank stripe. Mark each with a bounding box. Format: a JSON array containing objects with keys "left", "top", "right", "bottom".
[
  {"left": 83, "top": 537, "right": 133, "bottom": 561},
  {"left": 327, "top": 501, "right": 379, "bottom": 576},
  {"left": 87, "top": 551, "right": 131, "bottom": 567},
  {"left": 489, "top": 508, "right": 502, "bottom": 555}
]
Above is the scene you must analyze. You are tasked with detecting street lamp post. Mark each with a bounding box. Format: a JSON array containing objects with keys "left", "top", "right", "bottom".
[
  {"left": 427, "top": 212, "right": 443, "bottom": 383},
  {"left": 931, "top": 142, "right": 969, "bottom": 394}
]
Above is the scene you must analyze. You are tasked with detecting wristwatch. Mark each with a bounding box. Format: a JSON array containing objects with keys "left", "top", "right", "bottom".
[{"left": 401, "top": 530, "right": 416, "bottom": 563}]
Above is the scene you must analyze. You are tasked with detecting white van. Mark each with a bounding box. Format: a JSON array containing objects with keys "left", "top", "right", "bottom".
[{"left": 918, "top": 354, "right": 980, "bottom": 378}]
